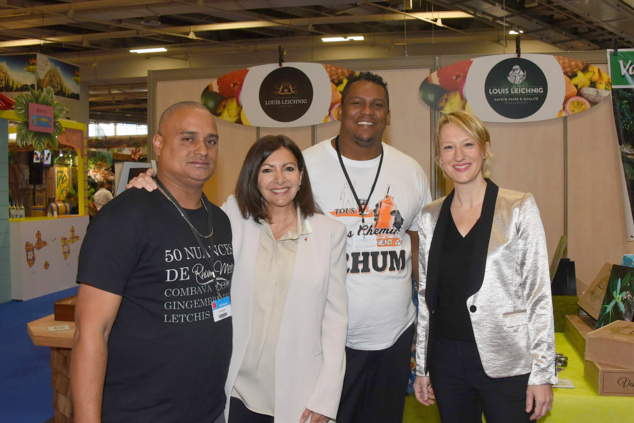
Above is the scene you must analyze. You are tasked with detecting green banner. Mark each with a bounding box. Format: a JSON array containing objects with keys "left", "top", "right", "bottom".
[
  {"left": 609, "top": 50, "right": 634, "bottom": 87},
  {"left": 608, "top": 49, "right": 634, "bottom": 236}
]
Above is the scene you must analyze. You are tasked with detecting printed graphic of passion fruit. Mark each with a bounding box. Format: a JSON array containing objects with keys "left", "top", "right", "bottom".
[
  {"left": 419, "top": 79, "right": 450, "bottom": 108},
  {"left": 564, "top": 96, "right": 591, "bottom": 115},
  {"left": 201, "top": 87, "right": 226, "bottom": 114}
]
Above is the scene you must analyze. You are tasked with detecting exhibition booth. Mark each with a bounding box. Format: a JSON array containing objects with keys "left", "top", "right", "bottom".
[
  {"left": 2, "top": 109, "right": 88, "bottom": 301},
  {"left": 4, "top": 47, "right": 634, "bottom": 422}
]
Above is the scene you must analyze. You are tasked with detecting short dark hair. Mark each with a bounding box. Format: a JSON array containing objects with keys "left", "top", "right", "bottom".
[
  {"left": 235, "top": 135, "right": 319, "bottom": 222},
  {"left": 341, "top": 71, "right": 389, "bottom": 109}
]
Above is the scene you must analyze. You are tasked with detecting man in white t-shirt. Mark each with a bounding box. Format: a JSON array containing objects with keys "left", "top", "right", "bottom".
[{"left": 303, "top": 71, "right": 432, "bottom": 423}]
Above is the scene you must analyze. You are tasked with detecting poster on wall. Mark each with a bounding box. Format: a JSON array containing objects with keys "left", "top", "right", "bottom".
[
  {"left": 608, "top": 48, "right": 634, "bottom": 240},
  {"left": 0, "top": 53, "right": 37, "bottom": 92},
  {"left": 56, "top": 166, "right": 71, "bottom": 202},
  {"left": 0, "top": 53, "right": 80, "bottom": 100},
  {"left": 419, "top": 54, "right": 612, "bottom": 122},
  {"left": 36, "top": 54, "right": 80, "bottom": 100},
  {"left": 200, "top": 63, "right": 355, "bottom": 127}
]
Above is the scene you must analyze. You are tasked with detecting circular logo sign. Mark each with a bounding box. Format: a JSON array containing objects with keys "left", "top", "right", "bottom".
[
  {"left": 485, "top": 58, "right": 548, "bottom": 119},
  {"left": 259, "top": 67, "right": 313, "bottom": 122}
]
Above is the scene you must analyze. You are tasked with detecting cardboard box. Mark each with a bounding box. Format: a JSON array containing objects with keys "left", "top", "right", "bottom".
[
  {"left": 584, "top": 360, "right": 634, "bottom": 396},
  {"left": 53, "top": 295, "right": 77, "bottom": 322},
  {"left": 577, "top": 262, "right": 612, "bottom": 320},
  {"left": 564, "top": 314, "right": 596, "bottom": 356},
  {"left": 586, "top": 320, "right": 634, "bottom": 369}
]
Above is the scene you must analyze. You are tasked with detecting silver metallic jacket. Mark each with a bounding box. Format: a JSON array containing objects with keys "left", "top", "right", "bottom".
[{"left": 416, "top": 181, "right": 557, "bottom": 386}]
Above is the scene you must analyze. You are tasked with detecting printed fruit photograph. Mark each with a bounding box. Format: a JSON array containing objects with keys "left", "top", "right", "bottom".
[
  {"left": 418, "top": 59, "right": 473, "bottom": 114},
  {"left": 200, "top": 67, "right": 249, "bottom": 124},
  {"left": 201, "top": 64, "right": 356, "bottom": 126},
  {"left": 322, "top": 64, "right": 356, "bottom": 123},
  {"left": 556, "top": 56, "right": 612, "bottom": 116}
]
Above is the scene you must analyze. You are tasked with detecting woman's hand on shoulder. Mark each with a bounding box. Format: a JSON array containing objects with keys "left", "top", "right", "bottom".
[
  {"left": 125, "top": 168, "right": 157, "bottom": 191},
  {"left": 413, "top": 375, "right": 435, "bottom": 406},
  {"left": 526, "top": 384, "right": 553, "bottom": 420},
  {"left": 299, "top": 408, "right": 330, "bottom": 423}
]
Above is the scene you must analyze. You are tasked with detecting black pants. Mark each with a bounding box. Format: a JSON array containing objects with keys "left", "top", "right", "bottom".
[
  {"left": 336, "top": 323, "right": 415, "bottom": 423},
  {"left": 429, "top": 337, "right": 531, "bottom": 423},
  {"left": 228, "top": 397, "right": 273, "bottom": 423}
]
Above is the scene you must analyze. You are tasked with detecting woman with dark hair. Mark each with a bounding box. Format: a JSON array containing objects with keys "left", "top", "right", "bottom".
[
  {"left": 413, "top": 111, "right": 556, "bottom": 422},
  {"left": 223, "top": 135, "right": 348, "bottom": 423}
]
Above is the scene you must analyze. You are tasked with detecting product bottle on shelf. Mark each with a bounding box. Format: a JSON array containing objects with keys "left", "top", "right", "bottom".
[
  {"left": 19, "top": 202, "right": 25, "bottom": 219},
  {"left": 10, "top": 202, "right": 16, "bottom": 219}
]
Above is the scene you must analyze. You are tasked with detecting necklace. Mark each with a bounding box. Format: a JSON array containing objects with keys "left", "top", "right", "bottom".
[
  {"left": 155, "top": 176, "right": 220, "bottom": 297},
  {"left": 335, "top": 136, "right": 384, "bottom": 225},
  {"left": 156, "top": 181, "right": 214, "bottom": 239}
]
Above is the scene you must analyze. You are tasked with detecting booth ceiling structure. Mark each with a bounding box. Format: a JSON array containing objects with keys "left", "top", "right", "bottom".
[{"left": 0, "top": 0, "right": 633, "bottom": 124}]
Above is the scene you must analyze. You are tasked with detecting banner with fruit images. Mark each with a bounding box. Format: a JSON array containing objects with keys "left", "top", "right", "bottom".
[
  {"left": 607, "top": 48, "right": 634, "bottom": 236},
  {"left": 419, "top": 54, "right": 611, "bottom": 122},
  {"left": 200, "top": 63, "right": 354, "bottom": 127}
]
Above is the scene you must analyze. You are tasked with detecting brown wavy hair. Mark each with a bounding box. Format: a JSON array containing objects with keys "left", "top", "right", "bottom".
[{"left": 235, "top": 135, "right": 319, "bottom": 222}]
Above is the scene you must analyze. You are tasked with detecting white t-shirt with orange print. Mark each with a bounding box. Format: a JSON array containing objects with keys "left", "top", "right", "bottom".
[{"left": 303, "top": 139, "right": 432, "bottom": 350}]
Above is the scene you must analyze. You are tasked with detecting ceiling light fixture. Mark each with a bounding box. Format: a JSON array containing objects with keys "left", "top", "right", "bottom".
[
  {"left": 322, "top": 36, "right": 364, "bottom": 42},
  {"left": 509, "top": 30, "right": 524, "bottom": 35},
  {"left": 129, "top": 47, "right": 167, "bottom": 54}
]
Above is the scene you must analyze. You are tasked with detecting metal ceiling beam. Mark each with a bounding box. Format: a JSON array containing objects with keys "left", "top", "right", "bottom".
[
  {"left": 90, "top": 92, "right": 148, "bottom": 102},
  {"left": 0, "top": 11, "right": 472, "bottom": 49},
  {"left": 57, "top": 29, "right": 506, "bottom": 64}
]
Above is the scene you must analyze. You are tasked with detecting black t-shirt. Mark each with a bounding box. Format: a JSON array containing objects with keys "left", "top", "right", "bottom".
[{"left": 77, "top": 188, "right": 233, "bottom": 423}]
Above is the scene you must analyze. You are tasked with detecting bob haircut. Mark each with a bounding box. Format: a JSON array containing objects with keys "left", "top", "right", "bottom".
[
  {"left": 434, "top": 110, "right": 494, "bottom": 178},
  {"left": 235, "top": 135, "right": 319, "bottom": 222}
]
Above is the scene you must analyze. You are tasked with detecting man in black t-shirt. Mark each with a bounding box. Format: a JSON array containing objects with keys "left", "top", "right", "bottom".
[{"left": 71, "top": 102, "right": 233, "bottom": 423}]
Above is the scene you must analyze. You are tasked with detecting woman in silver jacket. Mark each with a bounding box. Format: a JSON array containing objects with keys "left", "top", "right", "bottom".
[{"left": 413, "top": 111, "right": 557, "bottom": 422}]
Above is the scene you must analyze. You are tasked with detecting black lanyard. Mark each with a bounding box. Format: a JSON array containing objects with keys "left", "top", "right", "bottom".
[
  {"left": 155, "top": 176, "right": 219, "bottom": 292},
  {"left": 335, "top": 136, "right": 384, "bottom": 225}
]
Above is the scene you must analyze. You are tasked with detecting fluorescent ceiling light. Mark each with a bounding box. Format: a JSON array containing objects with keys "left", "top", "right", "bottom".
[
  {"left": 129, "top": 47, "right": 167, "bottom": 53},
  {"left": 322, "top": 36, "right": 364, "bottom": 42},
  {"left": 509, "top": 30, "right": 524, "bottom": 35}
]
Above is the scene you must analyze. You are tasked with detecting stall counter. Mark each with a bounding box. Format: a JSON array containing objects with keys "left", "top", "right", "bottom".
[
  {"left": 27, "top": 314, "right": 75, "bottom": 422},
  {"left": 10, "top": 215, "right": 88, "bottom": 300}
]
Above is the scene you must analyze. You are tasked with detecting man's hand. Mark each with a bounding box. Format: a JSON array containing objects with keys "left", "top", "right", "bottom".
[
  {"left": 413, "top": 376, "right": 435, "bottom": 406},
  {"left": 125, "top": 168, "right": 158, "bottom": 191},
  {"left": 526, "top": 384, "right": 553, "bottom": 420},
  {"left": 299, "top": 408, "right": 331, "bottom": 423}
]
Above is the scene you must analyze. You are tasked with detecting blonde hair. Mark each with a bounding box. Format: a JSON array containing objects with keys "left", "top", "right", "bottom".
[{"left": 434, "top": 111, "right": 494, "bottom": 178}]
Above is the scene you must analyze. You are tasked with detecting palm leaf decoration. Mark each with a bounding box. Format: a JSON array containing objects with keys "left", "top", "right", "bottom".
[{"left": 14, "top": 87, "right": 68, "bottom": 151}]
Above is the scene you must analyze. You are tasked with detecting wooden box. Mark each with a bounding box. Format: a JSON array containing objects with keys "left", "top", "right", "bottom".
[
  {"left": 54, "top": 295, "right": 77, "bottom": 322},
  {"left": 584, "top": 360, "right": 634, "bottom": 396},
  {"left": 586, "top": 320, "right": 634, "bottom": 369},
  {"left": 564, "top": 314, "right": 596, "bottom": 356}
]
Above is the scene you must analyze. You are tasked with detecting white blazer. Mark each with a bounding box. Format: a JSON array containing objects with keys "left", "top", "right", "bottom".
[
  {"left": 416, "top": 182, "right": 557, "bottom": 386},
  {"left": 223, "top": 196, "right": 348, "bottom": 422}
]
